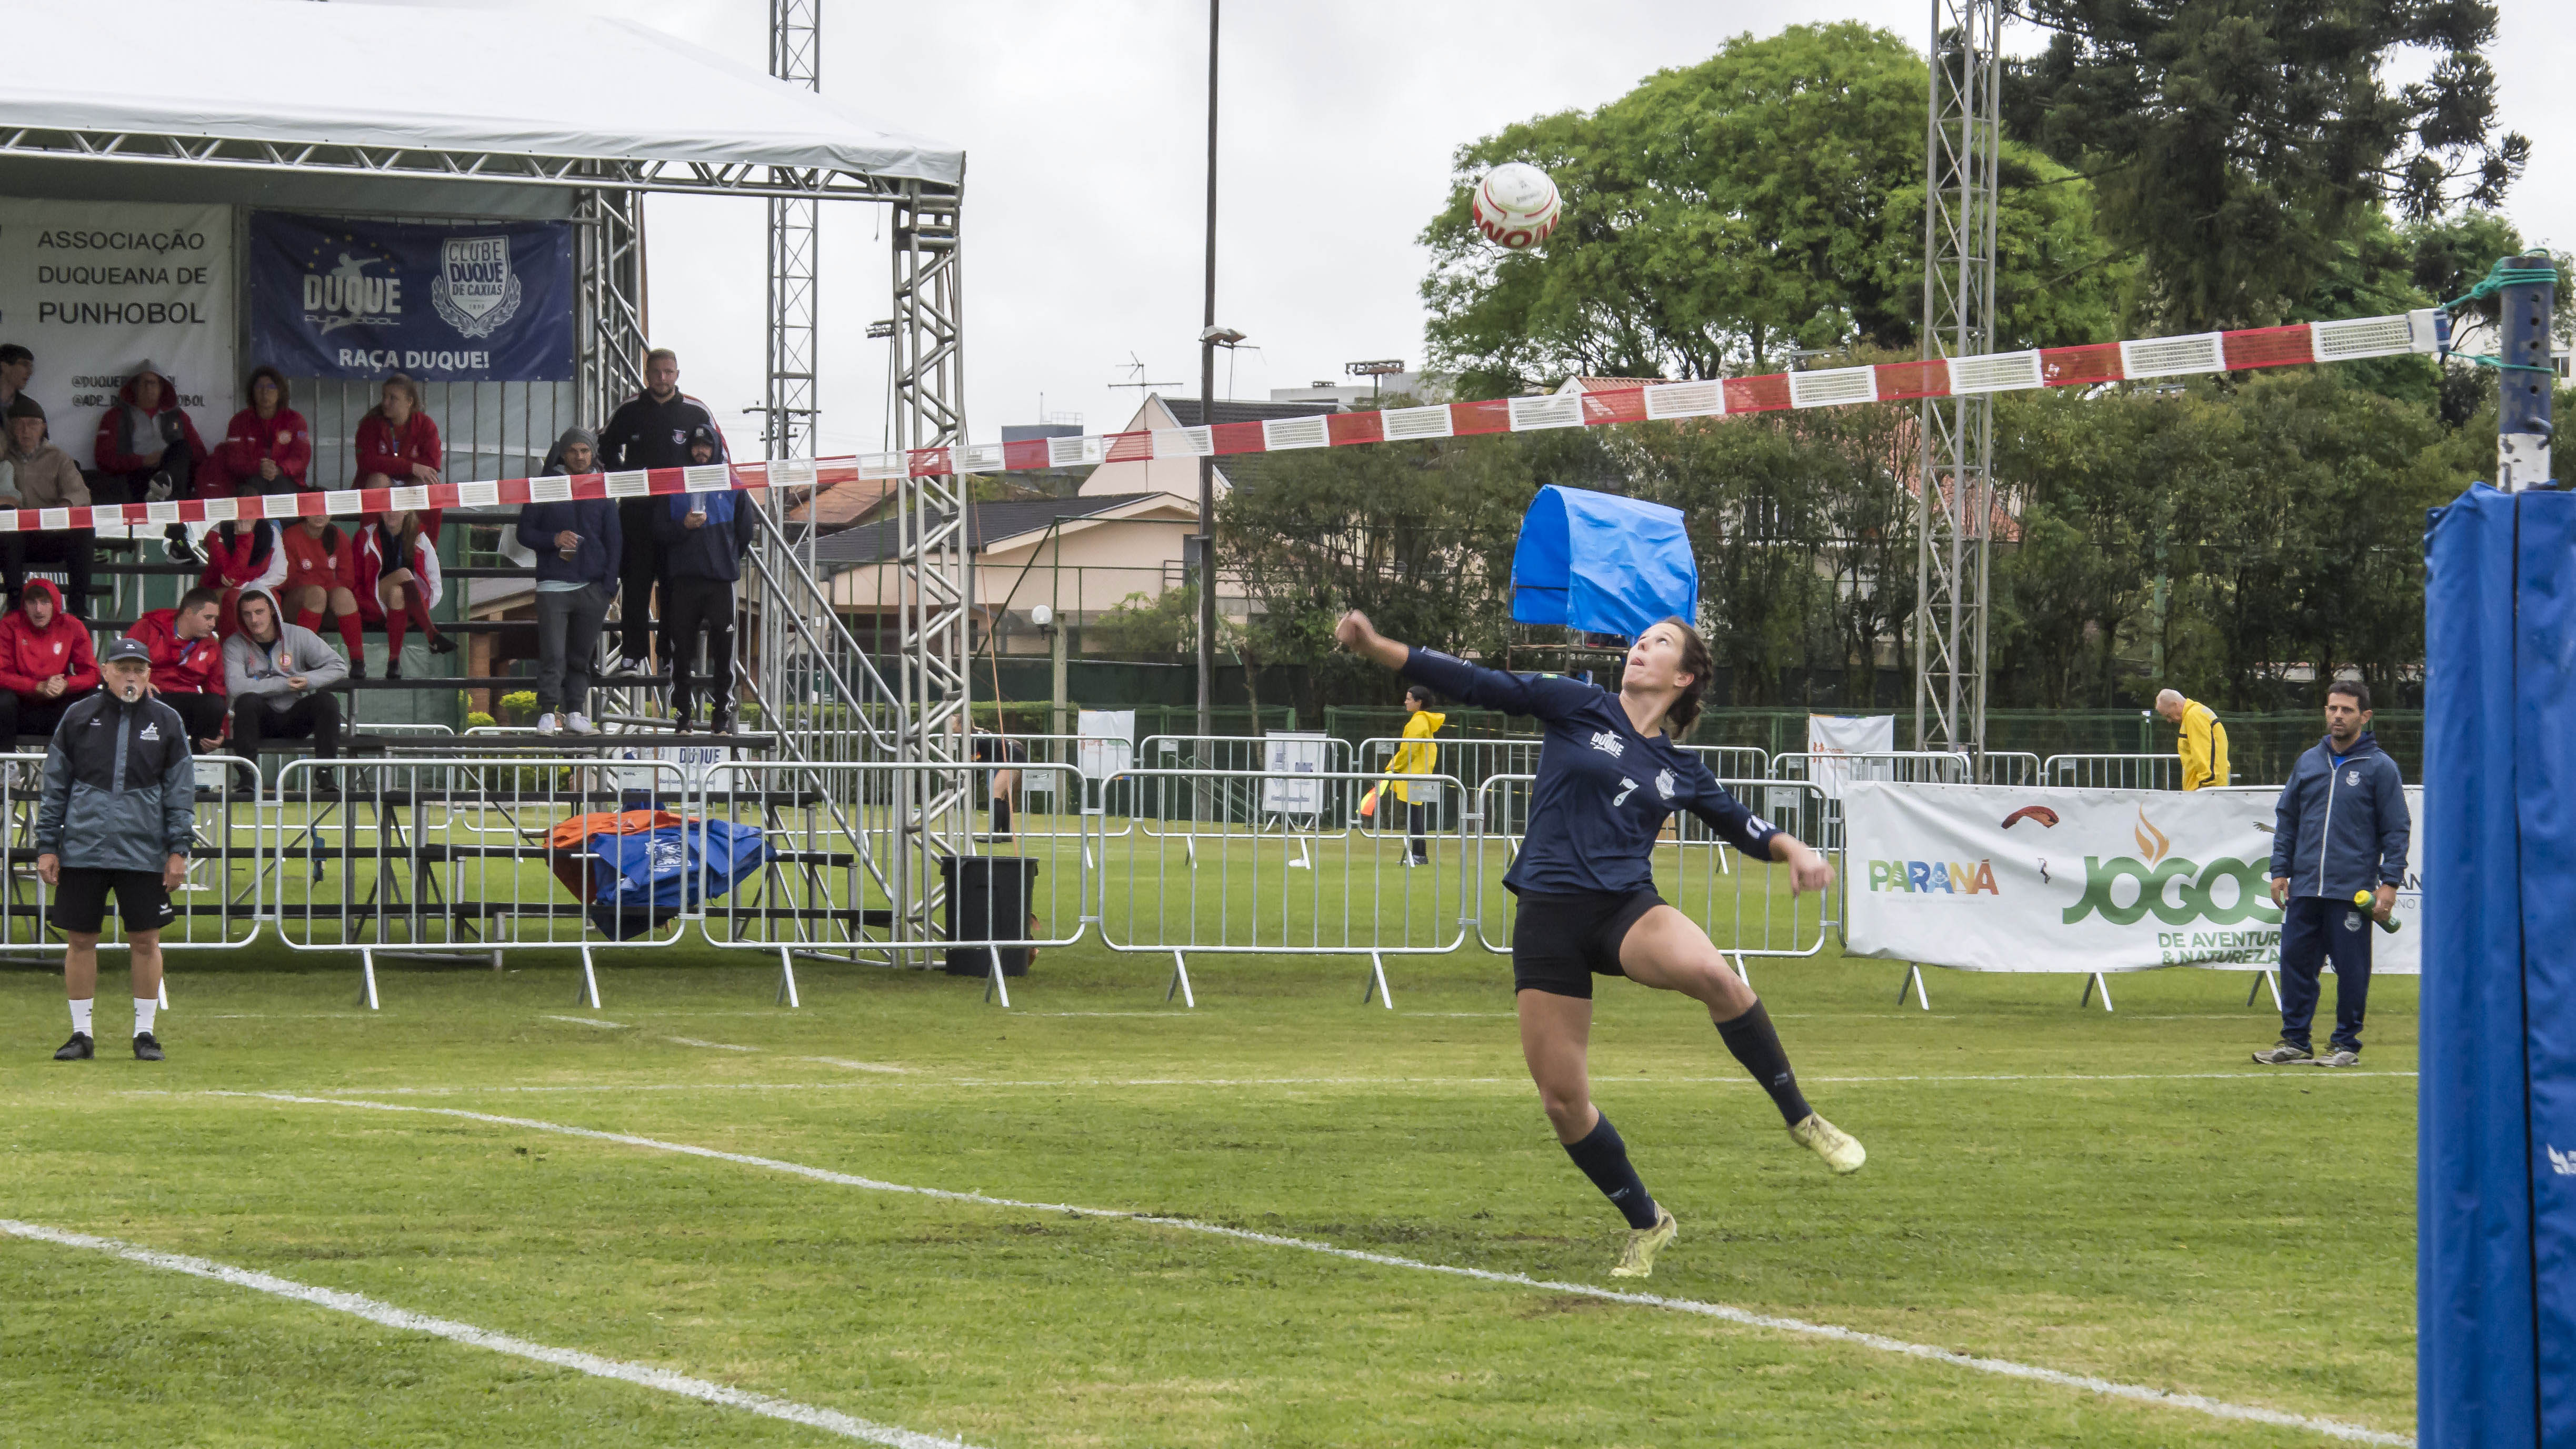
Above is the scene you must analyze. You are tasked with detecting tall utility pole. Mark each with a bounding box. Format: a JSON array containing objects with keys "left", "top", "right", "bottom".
[
  {"left": 1195, "top": 0, "right": 1220, "bottom": 747},
  {"left": 1914, "top": 0, "right": 2001, "bottom": 757}
]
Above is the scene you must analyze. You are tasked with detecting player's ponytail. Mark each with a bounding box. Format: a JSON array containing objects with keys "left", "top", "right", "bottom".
[{"left": 1661, "top": 618, "right": 1715, "bottom": 740}]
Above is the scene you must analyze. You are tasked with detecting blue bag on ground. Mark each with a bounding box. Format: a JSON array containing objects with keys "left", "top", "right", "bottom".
[{"left": 587, "top": 820, "right": 770, "bottom": 938}]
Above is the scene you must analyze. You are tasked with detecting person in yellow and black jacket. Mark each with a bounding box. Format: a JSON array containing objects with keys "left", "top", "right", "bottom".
[
  {"left": 1382, "top": 683, "right": 1446, "bottom": 866},
  {"left": 2156, "top": 688, "right": 2229, "bottom": 790}
]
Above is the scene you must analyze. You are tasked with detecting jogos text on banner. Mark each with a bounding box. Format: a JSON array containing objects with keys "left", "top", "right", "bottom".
[{"left": 1841, "top": 783, "right": 2425, "bottom": 975}]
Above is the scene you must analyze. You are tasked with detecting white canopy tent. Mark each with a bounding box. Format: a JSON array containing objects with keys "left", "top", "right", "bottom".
[{"left": 0, "top": 0, "right": 963, "bottom": 194}]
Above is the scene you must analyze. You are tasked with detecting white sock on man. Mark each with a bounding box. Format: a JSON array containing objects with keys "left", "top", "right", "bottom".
[
  {"left": 133, "top": 997, "right": 157, "bottom": 1037},
  {"left": 68, "top": 998, "right": 93, "bottom": 1037}
]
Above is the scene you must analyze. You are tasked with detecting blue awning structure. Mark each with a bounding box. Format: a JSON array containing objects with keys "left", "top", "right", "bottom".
[{"left": 1510, "top": 485, "right": 1700, "bottom": 639}]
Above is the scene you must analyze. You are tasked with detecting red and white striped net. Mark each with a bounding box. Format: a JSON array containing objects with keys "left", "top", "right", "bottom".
[{"left": 14, "top": 309, "right": 2440, "bottom": 537}]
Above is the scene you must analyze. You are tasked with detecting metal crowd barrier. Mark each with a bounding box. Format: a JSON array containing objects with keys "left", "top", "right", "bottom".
[
  {"left": 2044, "top": 753, "right": 2182, "bottom": 790},
  {"left": 1094, "top": 766, "right": 1466, "bottom": 1008},
  {"left": 1981, "top": 751, "right": 2045, "bottom": 786},
  {"left": 0, "top": 753, "right": 266, "bottom": 985},
  {"left": 1470, "top": 775, "right": 1834, "bottom": 973},
  {"left": 1133, "top": 734, "right": 1357, "bottom": 840},
  {"left": 964, "top": 733, "right": 1136, "bottom": 846},
  {"left": 269, "top": 754, "right": 694, "bottom": 1009},
  {"left": 695, "top": 759, "right": 1091, "bottom": 1007}
]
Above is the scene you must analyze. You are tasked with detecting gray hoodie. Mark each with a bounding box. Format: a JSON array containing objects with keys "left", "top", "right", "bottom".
[{"left": 222, "top": 587, "right": 348, "bottom": 711}]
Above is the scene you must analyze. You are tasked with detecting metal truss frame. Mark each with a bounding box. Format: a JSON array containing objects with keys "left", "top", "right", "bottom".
[
  {"left": 0, "top": 126, "right": 945, "bottom": 203},
  {"left": 1915, "top": 0, "right": 2000, "bottom": 756},
  {"left": 887, "top": 187, "right": 973, "bottom": 947},
  {"left": 765, "top": 0, "right": 823, "bottom": 467}
]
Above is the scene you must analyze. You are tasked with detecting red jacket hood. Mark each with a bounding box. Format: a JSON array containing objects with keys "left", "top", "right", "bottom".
[{"left": 0, "top": 578, "right": 98, "bottom": 701}]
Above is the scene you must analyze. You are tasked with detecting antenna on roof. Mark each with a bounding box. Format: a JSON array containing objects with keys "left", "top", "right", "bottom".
[{"left": 1108, "top": 352, "right": 1182, "bottom": 397}]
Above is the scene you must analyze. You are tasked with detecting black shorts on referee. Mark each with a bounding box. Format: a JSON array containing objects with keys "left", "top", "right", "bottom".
[
  {"left": 52, "top": 867, "right": 176, "bottom": 935},
  {"left": 1510, "top": 888, "right": 1666, "bottom": 998}
]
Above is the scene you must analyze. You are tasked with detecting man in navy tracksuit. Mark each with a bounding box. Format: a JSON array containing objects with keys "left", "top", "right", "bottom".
[{"left": 2255, "top": 679, "right": 2411, "bottom": 1067}]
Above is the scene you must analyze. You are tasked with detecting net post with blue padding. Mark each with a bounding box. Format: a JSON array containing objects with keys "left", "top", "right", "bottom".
[
  {"left": 1510, "top": 485, "right": 1699, "bottom": 638},
  {"left": 2421, "top": 253, "right": 2561, "bottom": 1449}
]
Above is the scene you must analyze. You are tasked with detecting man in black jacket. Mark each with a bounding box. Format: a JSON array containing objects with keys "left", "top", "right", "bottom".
[
  {"left": 596, "top": 348, "right": 726, "bottom": 679},
  {"left": 2255, "top": 678, "right": 2412, "bottom": 1068},
  {"left": 654, "top": 426, "right": 749, "bottom": 733},
  {"left": 38, "top": 638, "right": 193, "bottom": 1062}
]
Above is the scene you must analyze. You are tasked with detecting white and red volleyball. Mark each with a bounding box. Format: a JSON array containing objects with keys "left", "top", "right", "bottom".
[{"left": 1471, "top": 162, "right": 1561, "bottom": 250}]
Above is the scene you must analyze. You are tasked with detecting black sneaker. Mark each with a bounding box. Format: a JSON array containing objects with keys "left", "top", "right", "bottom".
[
  {"left": 384, "top": 657, "right": 403, "bottom": 680},
  {"left": 132, "top": 1032, "right": 164, "bottom": 1062},
  {"left": 145, "top": 470, "right": 175, "bottom": 504},
  {"left": 53, "top": 1032, "right": 92, "bottom": 1061},
  {"left": 426, "top": 633, "right": 457, "bottom": 655},
  {"left": 708, "top": 707, "right": 735, "bottom": 735},
  {"left": 348, "top": 657, "right": 367, "bottom": 681},
  {"left": 2251, "top": 1043, "right": 2314, "bottom": 1065}
]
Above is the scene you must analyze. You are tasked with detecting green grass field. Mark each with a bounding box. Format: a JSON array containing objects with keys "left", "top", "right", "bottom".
[{"left": 0, "top": 866, "right": 2413, "bottom": 1449}]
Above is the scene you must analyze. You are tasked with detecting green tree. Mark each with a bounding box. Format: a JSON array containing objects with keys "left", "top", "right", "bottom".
[
  {"left": 2002, "top": 0, "right": 2527, "bottom": 332},
  {"left": 1422, "top": 23, "right": 2123, "bottom": 397},
  {"left": 1215, "top": 422, "right": 1553, "bottom": 707}
]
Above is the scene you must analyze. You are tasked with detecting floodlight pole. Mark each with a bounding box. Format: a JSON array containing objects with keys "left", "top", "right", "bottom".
[
  {"left": 2498, "top": 253, "right": 2556, "bottom": 492},
  {"left": 1196, "top": 0, "right": 1220, "bottom": 748}
]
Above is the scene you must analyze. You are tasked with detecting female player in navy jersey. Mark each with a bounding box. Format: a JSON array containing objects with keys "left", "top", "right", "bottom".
[{"left": 1336, "top": 609, "right": 1862, "bottom": 1278}]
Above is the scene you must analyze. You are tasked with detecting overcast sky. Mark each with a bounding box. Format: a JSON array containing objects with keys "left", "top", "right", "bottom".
[{"left": 531, "top": 0, "right": 2576, "bottom": 455}]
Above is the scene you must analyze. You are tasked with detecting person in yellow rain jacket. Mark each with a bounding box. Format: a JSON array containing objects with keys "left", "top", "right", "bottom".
[
  {"left": 2156, "top": 688, "right": 2229, "bottom": 790},
  {"left": 1383, "top": 683, "right": 1446, "bottom": 866}
]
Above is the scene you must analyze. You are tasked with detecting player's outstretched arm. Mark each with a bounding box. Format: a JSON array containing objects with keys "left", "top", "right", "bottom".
[
  {"left": 1336, "top": 610, "right": 1592, "bottom": 719},
  {"left": 1334, "top": 611, "right": 1411, "bottom": 673},
  {"left": 1769, "top": 832, "right": 1835, "bottom": 896}
]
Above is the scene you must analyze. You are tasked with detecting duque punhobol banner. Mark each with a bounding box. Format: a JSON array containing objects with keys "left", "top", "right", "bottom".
[
  {"left": 245, "top": 213, "right": 573, "bottom": 382},
  {"left": 0, "top": 198, "right": 236, "bottom": 469},
  {"left": 1841, "top": 782, "right": 2427, "bottom": 975}
]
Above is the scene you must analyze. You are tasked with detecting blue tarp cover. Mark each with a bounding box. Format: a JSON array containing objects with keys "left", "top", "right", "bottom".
[
  {"left": 590, "top": 820, "right": 771, "bottom": 912},
  {"left": 1510, "top": 485, "right": 1699, "bottom": 639},
  {"left": 2420, "top": 483, "right": 2576, "bottom": 1446}
]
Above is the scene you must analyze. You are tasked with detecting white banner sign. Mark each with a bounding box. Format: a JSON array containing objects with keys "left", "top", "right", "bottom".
[
  {"left": 1075, "top": 709, "right": 1135, "bottom": 782},
  {"left": 1261, "top": 731, "right": 1331, "bottom": 817},
  {"left": 0, "top": 199, "right": 236, "bottom": 470},
  {"left": 1842, "top": 782, "right": 2424, "bottom": 975},
  {"left": 1807, "top": 713, "right": 1895, "bottom": 800}
]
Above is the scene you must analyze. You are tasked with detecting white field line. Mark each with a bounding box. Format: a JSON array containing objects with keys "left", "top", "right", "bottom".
[
  {"left": 541, "top": 1015, "right": 627, "bottom": 1030},
  {"left": 143, "top": 1069, "right": 2415, "bottom": 1099},
  {"left": 0, "top": 1218, "right": 985, "bottom": 1449},
  {"left": 654, "top": 1033, "right": 906, "bottom": 1075},
  {"left": 230, "top": 1091, "right": 2409, "bottom": 1447}
]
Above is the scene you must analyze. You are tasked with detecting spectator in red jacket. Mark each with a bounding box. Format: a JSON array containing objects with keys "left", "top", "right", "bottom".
[
  {"left": 199, "top": 518, "right": 286, "bottom": 638},
  {"left": 209, "top": 366, "right": 311, "bottom": 501},
  {"left": 281, "top": 514, "right": 367, "bottom": 674},
  {"left": 0, "top": 396, "right": 93, "bottom": 618},
  {"left": 125, "top": 586, "right": 226, "bottom": 751},
  {"left": 353, "top": 509, "right": 450, "bottom": 675},
  {"left": 354, "top": 373, "right": 444, "bottom": 543},
  {"left": 0, "top": 578, "right": 99, "bottom": 744}
]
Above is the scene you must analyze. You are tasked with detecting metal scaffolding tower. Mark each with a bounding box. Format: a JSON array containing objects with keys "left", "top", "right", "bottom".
[
  {"left": 888, "top": 184, "right": 974, "bottom": 944},
  {"left": 572, "top": 183, "right": 648, "bottom": 427},
  {"left": 765, "top": 0, "right": 822, "bottom": 464},
  {"left": 1914, "top": 0, "right": 2001, "bottom": 755}
]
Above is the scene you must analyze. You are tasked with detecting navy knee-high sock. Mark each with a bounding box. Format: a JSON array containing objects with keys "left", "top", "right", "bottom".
[
  {"left": 1562, "top": 1112, "right": 1660, "bottom": 1228},
  {"left": 1716, "top": 1000, "right": 1813, "bottom": 1126}
]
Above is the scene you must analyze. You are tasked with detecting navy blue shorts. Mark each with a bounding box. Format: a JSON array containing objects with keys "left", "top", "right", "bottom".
[{"left": 1510, "top": 889, "right": 1665, "bottom": 999}]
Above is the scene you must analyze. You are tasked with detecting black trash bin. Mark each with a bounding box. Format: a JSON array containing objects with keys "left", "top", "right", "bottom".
[{"left": 940, "top": 854, "right": 1041, "bottom": 977}]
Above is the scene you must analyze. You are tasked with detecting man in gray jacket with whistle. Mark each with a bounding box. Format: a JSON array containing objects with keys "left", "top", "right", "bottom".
[{"left": 2255, "top": 678, "right": 2411, "bottom": 1068}]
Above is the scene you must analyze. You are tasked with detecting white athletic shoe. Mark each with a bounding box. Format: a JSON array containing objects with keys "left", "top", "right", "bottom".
[
  {"left": 1610, "top": 1207, "right": 1678, "bottom": 1278},
  {"left": 1789, "top": 1113, "right": 1866, "bottom": 1175},
  {"left": 536, "top": 713, "right": 561, "bottom": 736},
  {"left": 565, "top": 712, "right": 598, "bottom": 736}
]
